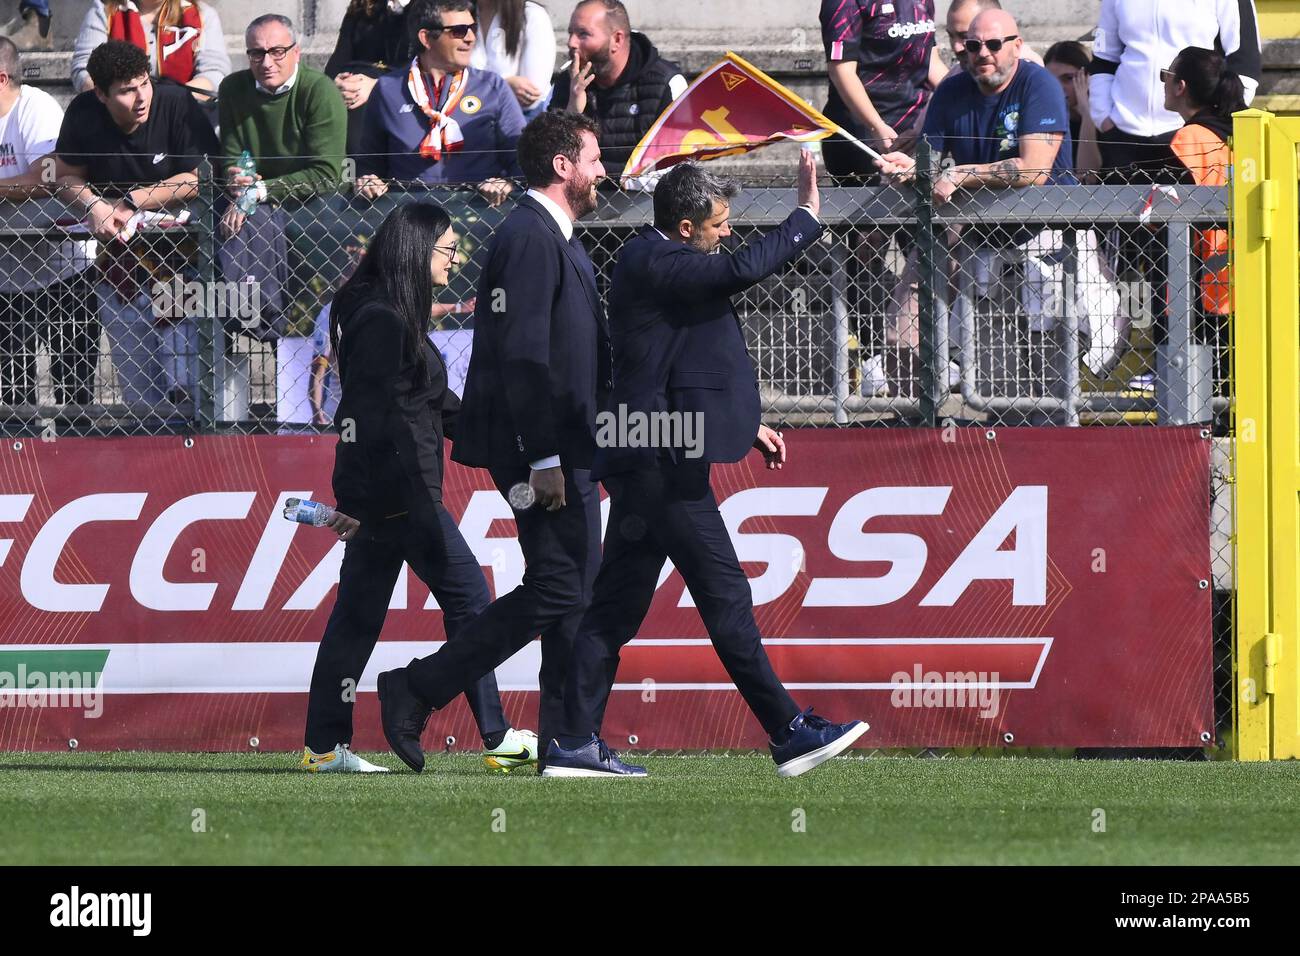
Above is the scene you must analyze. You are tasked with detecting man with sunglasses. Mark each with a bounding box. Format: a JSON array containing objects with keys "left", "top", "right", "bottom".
[
  {"left": 354, "top": 0, "right": 523, "bottom": 209},
  {"left": 877, "top": 9, "right": 1071, "bottom": 204},
  {"left": 217, "top": 14, "right": 347, "bottom": 239}
]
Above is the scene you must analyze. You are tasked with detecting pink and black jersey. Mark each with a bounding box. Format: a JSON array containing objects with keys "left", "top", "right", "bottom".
[{"left": 820, "top": 0, "right": 936, "bottom": 135}]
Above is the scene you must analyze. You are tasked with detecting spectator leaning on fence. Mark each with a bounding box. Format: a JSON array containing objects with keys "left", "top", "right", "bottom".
[
  {"left": 71, "top": 0, "right": 232, "bottom": 106},
  {"left": 0, "top": 37, "right": 100, "bottom": 409},
  {"left": 355, "top": 0, "right": 522, "bottom": 206},
  {"left": 218, "top": 14, "right": 347, "bottom": 238},
  {"left": 551, "top": 0, "right": 686, "bottom": 175},
  {"left": 878, "top": 9, "right": 1072, "bottom": 205},
  {"left": 1043, "top": 40, "right": 1101, "bottom": 182},
  {"left": 473, "top": 0, "right": 557, "bottom": 119},
  {"left": 53, "top": 40, "right": 219, "bottom": 407},
  {"left": 1088, "top": 0, "right": 1260, "bottom": 177},
  {"left": 326, "top": 0, "right": 414, "bottom": 157}
]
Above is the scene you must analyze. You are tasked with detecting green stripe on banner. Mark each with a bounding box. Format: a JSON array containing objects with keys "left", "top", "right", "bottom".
[{"left": 0, "top": 649, "right": 110, "bottom": 687}]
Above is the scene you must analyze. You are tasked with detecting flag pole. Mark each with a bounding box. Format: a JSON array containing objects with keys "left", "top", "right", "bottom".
[{"left": 833, "top": 125, "right": 885, "bottom": 164}]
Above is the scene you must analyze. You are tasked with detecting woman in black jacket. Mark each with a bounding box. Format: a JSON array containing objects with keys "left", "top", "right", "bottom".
[
  {"left": 302, "top": 201, "right": 537, "bottom": 774},
  {"left": 326, "top": 0, "right": 412, "bottom": 156}
]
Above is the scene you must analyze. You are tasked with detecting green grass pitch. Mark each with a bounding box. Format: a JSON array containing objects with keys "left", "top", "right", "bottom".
[{"left": 2, "top": 752, "right": 1298, "bottom": 865}]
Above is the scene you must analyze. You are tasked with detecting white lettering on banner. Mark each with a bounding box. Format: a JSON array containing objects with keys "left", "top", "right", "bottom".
[
  {"left": 804, "top": 486, "right": 952, "bottom": 606},
  {"left": 0, "top": 494, "right": 35, "bottom": 567},
  {"left": 4, "top": 486, "right": 1049, "bottom": 612},
  {"left": 920, "top": 486, "right": 1048, "bottom": 606},
  {"left": 129, "top": 492, "right": 256, "bottom": 611},
  {"left": 232, "top": 491, "right": 312, "bottom": 610},
  {"left": 678, "top": 486, "right": 829, "bottom": 608},
  {"left": 21, "top": 494, "right": 147, "bottom": 612}
]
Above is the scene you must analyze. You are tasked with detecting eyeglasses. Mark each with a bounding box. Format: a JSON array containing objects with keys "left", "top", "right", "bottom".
[
  {"left": 435, "top": 240, "right": 460, "bottom": 258},
  {"left": 431, "top": 22, "right": 477, "bottom": 39},
  {"left": 246, "top": 43, "right": 297, "bottom": 62},
  {"left": 1160, "top": 68, "right": 1178, "bottom": 82},
  {"left": 962, "top": 35, "right": 1019, "bottom": 55}
]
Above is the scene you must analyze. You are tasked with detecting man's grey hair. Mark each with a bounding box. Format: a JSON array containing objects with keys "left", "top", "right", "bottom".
[
  {"left": 247, "top": 13, "right": 297, "bottom": 42},
  {"left": 653, "top": 162, "right": 740, "bottom": 231},
  {"left": 0, "top": 37, "right": 21, "bottom": 86}
]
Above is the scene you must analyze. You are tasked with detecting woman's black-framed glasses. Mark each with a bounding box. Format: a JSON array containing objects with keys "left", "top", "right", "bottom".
[
  {"left": 435, "top": 239, "right": 460, "bottom": 259},
  {"left": 962, "top": 35, "right": 1019, "bottom": 55},
  {"left": 246, "top": 43, "right": 297, "bottom": 62}
]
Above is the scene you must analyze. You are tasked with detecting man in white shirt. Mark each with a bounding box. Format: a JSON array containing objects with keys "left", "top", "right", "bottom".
[
  {"left": 0, "top": 38, "right": 100, "bottom": 411},
  {"left": 1089, "top": 0, "right": 1260, "bottom": 173}
]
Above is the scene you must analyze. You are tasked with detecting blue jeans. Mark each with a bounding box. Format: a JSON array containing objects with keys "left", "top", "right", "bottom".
[{"left": 21, "top": 0, "right": 50, "bottom": 18}]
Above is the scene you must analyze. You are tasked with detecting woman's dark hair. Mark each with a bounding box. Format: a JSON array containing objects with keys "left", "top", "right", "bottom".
[
  {"left": 1172, "top": 46, "right": 1247, "bottom": 122},
  {"left": 1043, "top": 40, "right": 1089, "bottom": 71},
  {"left": 345, "top": 0, "right": 383, "bottom": 18},
  {"left": 494, "top": 1, "right": 530, "bottom": 60},
  {"left": 331, "top": 201, "right": 452, "bottom": 381}
]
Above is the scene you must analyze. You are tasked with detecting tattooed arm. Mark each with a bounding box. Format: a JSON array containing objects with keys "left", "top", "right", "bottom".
[{"left": 931, "top": 133, "right": 1064, "bottom": 203}]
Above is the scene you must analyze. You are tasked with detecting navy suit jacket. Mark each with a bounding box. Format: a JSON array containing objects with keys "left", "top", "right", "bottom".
[
  {"left": 592, "top": 207, "right": 822, "bottom": 480},
  {"left": 452, "top": 194, "right": 611, "bottom": 470}
]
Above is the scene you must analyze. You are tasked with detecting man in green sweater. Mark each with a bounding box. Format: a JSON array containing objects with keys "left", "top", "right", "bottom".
[{"left": 219, "top": 13, "right": 347, "bottom": 238}]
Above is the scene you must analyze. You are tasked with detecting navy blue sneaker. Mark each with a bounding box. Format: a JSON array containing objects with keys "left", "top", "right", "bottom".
[
  {"left": 770, "top": 708, "right": 869, "bottom": 778},
  {"left": 541, "top": 736, "right": 648, "bottom": 778}
]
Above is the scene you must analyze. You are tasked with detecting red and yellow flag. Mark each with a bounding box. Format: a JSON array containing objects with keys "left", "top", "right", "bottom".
[{"left": 621, "top": 52, "right": 839, "bottom": 184}]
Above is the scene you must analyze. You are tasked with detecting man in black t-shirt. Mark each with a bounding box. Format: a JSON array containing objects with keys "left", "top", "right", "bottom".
[
  {"left": 52, "top": 40, "right": 219, "bottom": 409},
  {"left": 819, "top": 0, "right": 946, "bottom": 181}
]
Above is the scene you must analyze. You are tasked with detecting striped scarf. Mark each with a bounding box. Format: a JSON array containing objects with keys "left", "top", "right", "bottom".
[{"left": 406, "top": 58, "right": 468, "bottom": 162}]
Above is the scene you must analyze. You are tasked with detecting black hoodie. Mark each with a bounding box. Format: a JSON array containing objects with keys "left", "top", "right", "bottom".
[{"left": 550, "top": 31, "right": 684, "bottom": 171}]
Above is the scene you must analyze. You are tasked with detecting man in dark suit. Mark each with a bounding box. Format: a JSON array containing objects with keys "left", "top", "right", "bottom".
[
  {"left": 377, "top": 111, "right": 610, "bottom": 772},
  {"left": 543, "top": 154, "right": 869, "bottom": 778}
]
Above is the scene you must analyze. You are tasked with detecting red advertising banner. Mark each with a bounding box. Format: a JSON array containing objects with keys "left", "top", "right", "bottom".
[{"left": 0, "top": 429, "right": 1213, "bottom": 752}]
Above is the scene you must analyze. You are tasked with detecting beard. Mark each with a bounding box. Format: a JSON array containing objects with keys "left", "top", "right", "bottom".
[
  {"left": 970, "top": 62, "right": 1012, "bottom": 90},
  {"left": 564, "top": 171, "right": 599, "bottom": 218},
  {"left": 585, "top": 39, "right": 614, "bottom": 77}
]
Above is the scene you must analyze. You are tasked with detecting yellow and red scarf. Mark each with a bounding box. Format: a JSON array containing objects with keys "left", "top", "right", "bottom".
[
  {"left": 108, "top": 1, "right": 204, "bottom": 85},
  {"left": 406, "top": 58, "right": 468, "bottom": 162}
]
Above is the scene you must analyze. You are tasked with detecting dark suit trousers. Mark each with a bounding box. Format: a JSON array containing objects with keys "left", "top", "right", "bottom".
[
  {"left": 304, "top": 502, "right": 508, "bottom": 753},
  {"left": 563, "top": 458, "right": 801, "bottom": 738},
  {"left": 406, "top": 466, "right": 602, "bottom": 757}
]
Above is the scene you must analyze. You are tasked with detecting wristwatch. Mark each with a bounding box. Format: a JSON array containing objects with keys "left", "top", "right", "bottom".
[{"left": 122, "top": 192, "right": 140, "bottom": 212}]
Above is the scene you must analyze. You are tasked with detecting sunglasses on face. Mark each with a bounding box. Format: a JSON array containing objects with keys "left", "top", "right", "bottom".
[
  {"left": 1160, "top": 69, "right": 1178, "bottom": 82},
  {"left": 963, "top": 35, "right": 1019, "bottom": 55},
  {"left": 246, "top": 43, "right": 296, "bottom": 62},
  {"left": 433, "top": 22, "right": 477, "bottom": 39}
]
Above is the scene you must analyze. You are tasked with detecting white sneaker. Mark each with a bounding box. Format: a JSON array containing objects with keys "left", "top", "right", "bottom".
[
  {"left": 301, "top": 744, "right": 390, "bottom": 773},
  {"left": 860, "top": 353, "right": 890, "bottom": 396},
  {"left": 483, "top": 727, "right": 539, "bottom": 773}
]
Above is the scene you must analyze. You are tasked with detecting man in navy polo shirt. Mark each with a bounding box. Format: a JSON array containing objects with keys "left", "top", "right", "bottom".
[
  {"left": 355, "top": 0, "right": 523, "bottom": 205},
  {"left": 877, "top": 8, "right": 1072, "bottom": 200}
]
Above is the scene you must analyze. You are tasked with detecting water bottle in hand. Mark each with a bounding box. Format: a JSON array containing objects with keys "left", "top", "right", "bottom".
[
  {"left": 236, "top": 150, "right": 260, "bottom": 216},
  {"left": 283, "top": 497, "right": 335, "bottom": 527}
]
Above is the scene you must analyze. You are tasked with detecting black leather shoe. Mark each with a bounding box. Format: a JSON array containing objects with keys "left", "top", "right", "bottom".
[{"left": 377, "top": 667, "right": 432, "bottom": 773}]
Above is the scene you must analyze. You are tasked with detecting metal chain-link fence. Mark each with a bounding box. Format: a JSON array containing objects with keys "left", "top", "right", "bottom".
[{"left": 0, "top": 151, "right": 1234, "bottom": 753}]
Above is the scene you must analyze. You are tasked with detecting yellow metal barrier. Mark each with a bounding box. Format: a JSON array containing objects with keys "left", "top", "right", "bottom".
[{"left": 1232, "top": 108, "right": 1300, "bottom": 760}]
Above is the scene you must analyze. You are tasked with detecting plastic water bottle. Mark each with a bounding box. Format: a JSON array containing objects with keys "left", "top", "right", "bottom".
[
  {"left": 283, "top": 497, "right": 335, "bottom": 527},
  {"left": 236, "top": 150, "right": 260, "bottom": 215}
]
